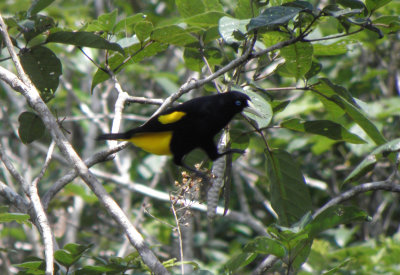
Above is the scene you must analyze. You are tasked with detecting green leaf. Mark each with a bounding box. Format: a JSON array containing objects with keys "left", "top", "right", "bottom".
[
  {"left": 14, "top": 260, "right": 44, "bottom": 270},
  {"left": 176, "top": 0, "right": 205, "bottom": 17},
  {"left": 366, "top": 0, "right": 392, "bottom": 12},
  {"left": 281, "top": 119, "right": 366, "bottom": 144},
  {"left": 46, "top": 31, "right": 124, "bottom": 55},
  {"left": 242, "top": 89, "right": 273, "bottom": 128},
  {"left": 91, "top": 42, "right": 167, "bottom": 92},
  {"left": 85, "top": 9, "right": 118, "bottom": 33},
  {"left": 19, "top": 15, "right": 56, "bottom": 43},
  {"left": 65, "top": 184, "right": 98, "bottom": 204},
  {"left": 20, "top": 46, "right": 62, "bottom": 102},
  {"left": 27, "top": 0, "right": 55, "bottom": 17},
  {"left": 313, "top": 40, "right": 353, "bottom": 56},
  {"left": 373, "top": 16, "right": 400, "bottom": 34},
  {"left": 243, "top": 236, "right": 286, "bottom": 257},
  {"left": 0, "top": 213, "right": 30, "bottom": 225},
  {"left": 333, "top": 97, "right": 386, "bottom": 145},
  {"left": 337, "top": 0, "right": 368, "bottom": 16},
  {"left": 265, "top": 149, "right": 312, "bottom": 226},
  {"left": 114, "top": 13, "right": 146, "bottom": 33},
  {"left": 323, "top": 5, "right": 364, "bottom": 18},
  {"left": 261, "top": 31, "right": 291, "bottom": 47},
  {"left": 305, "top": 61, "right": 322, "bottom": 79},
  {"left": 313, "top": 78, "right": 387, "bottom": 145},
  {"left": 176, "top": 0, "right": 223, "bottom": 17},
  {"left": 247, "top": 6, "right": 302, "bottom": 32},
  {"left": 279, "top": 42, "right": 313, "bottom": 80},
  {"left": 344, "top": 138, "right": 400, "bottom": 184},
  {"left": 151, "top": 25, "right": 198, "bottom": 46},
  {"left": 185, "top": 11, "right": 227, "bottom": 28},
  {"left": 271, "top": 100, "right": 291, "bottom": 114},
  {"left": 203, "top": 0, "right": 224, "bottom": 12},
  {"left": 183, "top": 47, "right": 222, "bottom": 72},
  {"left": 18, "top": 112, "right": 45, "bottom": 144},
  {"left": 235, "top": 0, "right": 260, "bottom": 19},
  {"left": 218, "top": 16, "right": 250, "bottom": 44},
  {"left": 224, "top": 252, "right": 257, "bottom": 273},
  {"left": 75, "top": 264, "right": 125, "bottom": 275},
  {"left": 134, "top": 21, "right": 153, "bottom": 42},
  {"left": 54, "top": 243, "right": 93, "bottom": 268},
  {"left": 307, "top": 205, "right": 368, "bottom": 238},
  {"left": 322, "top": 259, "right": 352, "bottom": 275}
]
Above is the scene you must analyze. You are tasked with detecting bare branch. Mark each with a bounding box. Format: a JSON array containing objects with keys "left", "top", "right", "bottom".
[
  {"left": 0, "top": 142, "right": 54, "bottom": 275},
  {"left": 0, "top": 15, "right": 31, "bottom": 86},
  {"left": 313, "top": 180, "right": 400, "bottom": 218}
]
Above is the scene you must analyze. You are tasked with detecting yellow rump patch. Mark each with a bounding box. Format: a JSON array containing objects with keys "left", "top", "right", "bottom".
[
  {"left": 127, "top": 131, "right": 173, "bottom": 155},
  {"left": 158, "top": 111, "right": 186, "bottom": 124}
]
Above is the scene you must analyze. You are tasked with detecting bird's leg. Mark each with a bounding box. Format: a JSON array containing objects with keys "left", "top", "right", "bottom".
[
  {"left": 219, "top": 148, "right": 245, "bottom": 156},
  {"left": 180, "top": 161, "right": 209, "bottom": 181}
]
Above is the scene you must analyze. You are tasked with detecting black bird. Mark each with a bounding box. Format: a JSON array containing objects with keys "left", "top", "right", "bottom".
[{"left": 97, "top": 91, "right": 259, "bottom": 172}]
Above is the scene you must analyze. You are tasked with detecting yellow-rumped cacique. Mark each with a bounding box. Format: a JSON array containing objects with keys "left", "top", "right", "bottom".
[{"left": 97, "top": 91, "right": 260, "bottom": 172}]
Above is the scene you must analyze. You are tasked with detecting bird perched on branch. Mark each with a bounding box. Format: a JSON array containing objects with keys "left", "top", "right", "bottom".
[{"left": 97, "top": 91, "right": 260, "bottom": 173}]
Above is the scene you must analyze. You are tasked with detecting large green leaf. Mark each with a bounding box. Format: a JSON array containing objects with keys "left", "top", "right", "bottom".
[
  {"left": 225, "top": 253, "right": 257, "bottom": 273},
  {"left": 46, "top": 31, "right": 124, "bottom": 55},
  {"left": 18, "top": 111, "right": 45, "bottom": 144},
  {"left": 27, "top": 0, "right": 55, "bottom": 17},
  {"left": 344, "top": 138, "right": 400, "bottom": 184},
  {"left": 243, "top": 236, "right": 286, "bottom": 257},
  {"left": 366, "top": 0, "right": 392, "bottom": 12},
  {"left": 176, "top": 0, "right": 206, "bottom": 17},
  {"left": 234, "top": 0, "right": 260, "bottom": 19},
  {"left": 20, "top": 46, "right": 62, "bottom": 102},
  {"left": 247, "top": 6, "right": 302, "bottom": 32},
  {"left": 176, "top": 0, "right": 223, "bottom": 18},
  {"left": 151, "top": 25, "right": 198, "bottom": 46},
  {"left": 279, "top": 42, "right": 313, "bottom": 80},
  {"left": 0, "top": 212, "right": 30, "bottom": 225},
  {"left": 219, "top": 16, "right": 250, "bottom": 44},
  {"left": 134, "top": 21, "right": 153, "bottom": 42},
  {"left": 113, "top": 13, "right": 146, "bottom": 33},
  {"left": 242, "top": 89, "right": 273, "bottom": 129},
  {"left": 185, "top": 11, "right": 227, "bottom": 28},
  {"left": 307, "top": 205, "right": 368, "bottom": 238},
  {"left": 281, "top": 118, "right": 366, "bottom": 144},
  {"left": 266, "top": 149, "right": 312, "bottom": 226},
  {"left": 54, "top": 243, "right": 93, "bottom": 268},
  {"left": 84, "top": 9, "right": 118, "bottom": 33},
  {"left": 313, "top": 40, "right": 354, "bottom": 56},
  {"left": 373, "top": 16, "right": 400, "bottom": 34},
  {"left": 313, "top": 79, "right": 387, "bottom": 145}
]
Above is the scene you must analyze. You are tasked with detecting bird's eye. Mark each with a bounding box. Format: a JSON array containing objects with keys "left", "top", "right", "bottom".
[{"left": 235, "top": 100, "right": 242, "bottom": 106}]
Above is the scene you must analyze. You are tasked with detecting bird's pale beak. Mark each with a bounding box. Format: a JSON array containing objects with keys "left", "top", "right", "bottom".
[{"left": 244, "top": 100, "right": 263, "bottom": 117}]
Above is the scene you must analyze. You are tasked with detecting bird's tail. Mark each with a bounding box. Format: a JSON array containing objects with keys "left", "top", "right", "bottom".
[{"left": 96, "top": 132, "right": 130, "bottom": 141}]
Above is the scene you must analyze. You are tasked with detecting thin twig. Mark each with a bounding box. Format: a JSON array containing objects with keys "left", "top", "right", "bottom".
[{"left": 170, "top": 198, "right": 185, "bottom": 275}]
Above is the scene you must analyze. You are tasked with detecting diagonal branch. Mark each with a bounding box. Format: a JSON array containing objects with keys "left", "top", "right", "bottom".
[{"left": 313, "top": 179, "right": 400, "bottom": 218}]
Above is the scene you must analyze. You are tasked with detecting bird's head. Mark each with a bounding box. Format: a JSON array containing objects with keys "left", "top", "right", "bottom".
[{"left": 227, "top": 91, "right": 262, "bottom": 117}]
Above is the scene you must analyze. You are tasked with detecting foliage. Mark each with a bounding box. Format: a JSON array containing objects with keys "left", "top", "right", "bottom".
[{"left": 0, "top": 0, "right": 399, "bottom": 274}]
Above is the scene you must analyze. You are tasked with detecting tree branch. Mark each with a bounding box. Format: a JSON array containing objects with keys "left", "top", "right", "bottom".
[
  {"left": 0, "top": 142, "right": 54, "bottom": 275},
  {"left": 313, "top": 179, "right": 400, "bottom": 218},
  {"left": 0, "top": 14, "right": 169, "bottom": 275}
]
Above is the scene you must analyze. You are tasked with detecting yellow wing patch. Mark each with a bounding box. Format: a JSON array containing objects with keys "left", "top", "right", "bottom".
[
  {"left": 158, "top": 111, "right": 186, "bottom": 124},
  {"left": 128, "top": 131, "right": 173, "bottom": 155}
]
